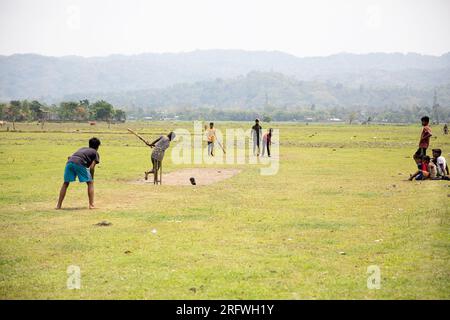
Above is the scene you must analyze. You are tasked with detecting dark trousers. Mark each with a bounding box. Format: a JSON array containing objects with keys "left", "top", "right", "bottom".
[{"left": 415, "top": 147, "right": 427, "bottom": 157}]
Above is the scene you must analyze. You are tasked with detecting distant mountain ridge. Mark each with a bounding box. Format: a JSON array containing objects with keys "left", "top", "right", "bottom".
[{"left": 1, "top": 50, "right": 450, "bottom": 106}]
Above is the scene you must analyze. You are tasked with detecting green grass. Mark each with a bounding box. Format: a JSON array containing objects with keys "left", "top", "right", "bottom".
[{"left": 0, "top": 121, "right": 449, "bottom": 299}]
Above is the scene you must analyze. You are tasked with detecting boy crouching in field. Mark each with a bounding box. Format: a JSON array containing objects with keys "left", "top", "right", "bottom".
[{"left": 56, "top": 137, "right": 101, "bottom": 209}]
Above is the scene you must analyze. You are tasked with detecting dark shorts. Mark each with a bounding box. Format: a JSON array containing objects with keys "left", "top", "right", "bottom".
[
  {"left": 415, "top": 173, "right": 425, "bottom": 180},
  {"left": 64, "top": 162, "right": 92, "bottom": 182},
  {"left": 415, "top": 148, "right": 427, "bottom": 157}
]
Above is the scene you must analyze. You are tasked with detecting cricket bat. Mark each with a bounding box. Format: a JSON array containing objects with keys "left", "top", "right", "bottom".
[
  {"left": 127, "top": 128, "right": 150, "bottom": 146},
  {"left": 216, "top": 138, "right": 226, "bottom": 154}
]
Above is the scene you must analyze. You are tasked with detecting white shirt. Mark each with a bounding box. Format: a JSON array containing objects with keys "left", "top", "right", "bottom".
[
  {"left": 436, "top": 156, "right": 447, "bottom": 176},
  {"left": 206, "top": 128, "right": 216, "bottom": 142}
]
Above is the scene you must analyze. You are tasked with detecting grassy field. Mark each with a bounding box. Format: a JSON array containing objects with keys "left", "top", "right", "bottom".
[{"left": 0, "top": 121, "right": 449, "bottom": 299}]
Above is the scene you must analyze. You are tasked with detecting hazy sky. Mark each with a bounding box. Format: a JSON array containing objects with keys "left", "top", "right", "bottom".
[{"left": 0, "top": 0, "right": 449, "bottom": 57}]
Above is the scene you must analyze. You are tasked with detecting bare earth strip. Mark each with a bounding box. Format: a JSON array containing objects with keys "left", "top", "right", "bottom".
[{"left": 133, "top": 168, "right": 242, "bottom": 186}]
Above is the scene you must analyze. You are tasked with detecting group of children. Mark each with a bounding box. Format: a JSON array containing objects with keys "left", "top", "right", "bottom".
[
  {"left": 205, "top": 119, "right": 273, "bottom": 157},
  {"left": 56, "top": 115, "right": 448, "bottom": 209},
  {"left": 56, "top": 119, "right": 274, "bottom": 209},
  {"left": 409, "top": 116, "right": 449, "bottom": 181},
  {"left": 251, "top": 119, "right": 273, "bottom": 157}
]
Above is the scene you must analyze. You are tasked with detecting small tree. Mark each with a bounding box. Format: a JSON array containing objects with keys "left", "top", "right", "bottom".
[
  {"left": 21, "top": 100, "right": 31, "bottom": 120},
  {"left": 91, "top": 100, "right": 114, "bottom": 127},
  {"left": 30, "top": 100, "right": 44, "bottom": 121},
  {"left": 0, "top": 103, "right": 6, "bottom": 120},
  {"left": 79, "top": 99, "right": 89, "bottom": 107},
  {"left": 262, "top": 115, "right": 272, "bottom": 123},
  {"left": 349, "top": 112, "right": 357, "bottom": 125},
  {"left": 58, "top": 101, "right": 79, "bottom": 121},
  {"left": 5, "top": 100, "right": 24, "bottom": 130},
  {"left": 114, "top": 109, "right": 126, "bottom": 122},
  {"left": 74, "top": 105, "right": 88, "bottom": 121}
]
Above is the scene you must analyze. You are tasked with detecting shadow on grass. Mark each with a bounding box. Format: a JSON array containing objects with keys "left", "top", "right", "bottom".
[{"left": 57, "top": 207, "right": 89, "bottom": 211}]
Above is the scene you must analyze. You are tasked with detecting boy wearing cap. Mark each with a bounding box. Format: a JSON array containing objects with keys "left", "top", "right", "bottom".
[{"left": 145, "top": 132, "right": 176, "bottom": 180}]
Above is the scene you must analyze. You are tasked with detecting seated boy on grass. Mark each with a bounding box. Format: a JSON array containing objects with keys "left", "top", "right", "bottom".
[
  {"left": 56, "top": 137, "right": 101, "bottom": 209},
  {"left": 432, "top": 148, "right": 450, "bottom": 180},
  {"left": 409, "top": 154, "right": 430, "bottom": 181}
]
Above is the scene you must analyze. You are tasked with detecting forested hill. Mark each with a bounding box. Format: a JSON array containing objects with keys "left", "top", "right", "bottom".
[
  {"left": 61, "top": 71, "right": 450, "bottom": 110},
  {"left": 1, "top": 50, "right": 450, "bottom": 106}
]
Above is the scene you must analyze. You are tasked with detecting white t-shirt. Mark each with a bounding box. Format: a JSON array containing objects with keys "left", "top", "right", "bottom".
[
  {"left": 206, "top": 128, "right": 216, "bottom": 142},
  {"left": 436, "top": 156, "right": 447, "bottom": 176}
]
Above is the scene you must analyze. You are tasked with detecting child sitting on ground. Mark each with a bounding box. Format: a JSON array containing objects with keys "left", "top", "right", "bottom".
[
  {"left": 427, "top": 156, "right": 438, "bottom": 179},
  {"left": 432, "top": 149, "right": 450, "bottom": 180},
  {"left": 409, "top": 154, "right": 429, "bottom": 181},
  {"left": 432, "top": 149, "right": 449, "bottom": 176}
]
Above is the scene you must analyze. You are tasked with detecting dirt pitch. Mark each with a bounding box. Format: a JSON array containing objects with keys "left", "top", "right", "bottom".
[{"left": 134, "top": 168, "right": 242, "bottom": 186}]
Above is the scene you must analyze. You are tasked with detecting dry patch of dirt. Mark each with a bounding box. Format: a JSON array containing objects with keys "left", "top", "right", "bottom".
[{"left": 133, "top": 168, "right": 242, "bottom": 186}]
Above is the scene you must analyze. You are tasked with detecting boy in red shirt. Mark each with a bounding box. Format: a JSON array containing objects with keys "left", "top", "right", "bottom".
[
  {"left": 409, "top": 155, "right": 430, "bottom": 181},
  {"left": 414, "top": 116, "right": 432, "bottom": 158}
]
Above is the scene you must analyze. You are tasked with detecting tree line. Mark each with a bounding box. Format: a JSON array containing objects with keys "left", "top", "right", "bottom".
[
  {"left": 0, "top": 99, "right": 126, "bottom": 129},
  {"left": 1, "top": 98, "right": 448, "bottom": 126},
  {"left": 126, "top": 104, "right": 450, "bottom": 124}
]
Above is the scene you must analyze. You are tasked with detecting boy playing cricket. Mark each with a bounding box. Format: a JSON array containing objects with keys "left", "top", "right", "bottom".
[
  {"left": 56, "top": 137, "right": 101, "bottom": 209},
  {"left": 205, "top": 122, "right": 216, "bottom": 157},
  {"left": 144, "top": 132, "right": 176, "bottom": 180}
]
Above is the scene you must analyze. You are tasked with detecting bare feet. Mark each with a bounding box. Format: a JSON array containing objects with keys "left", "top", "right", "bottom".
[{"left": 89, "top": 204, "right": 96, "bottom": 209}]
